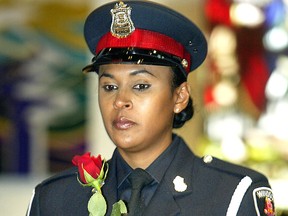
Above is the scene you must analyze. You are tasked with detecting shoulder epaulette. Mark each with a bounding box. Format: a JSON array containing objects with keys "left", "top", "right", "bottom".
[{"left": 200, "top": 155, "right": 268, "bottom": 182}]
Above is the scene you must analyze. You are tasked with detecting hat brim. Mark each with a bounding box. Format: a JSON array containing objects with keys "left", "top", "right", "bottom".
[{"left": 83, "top": 48, "right": 187, "bottom": 81}]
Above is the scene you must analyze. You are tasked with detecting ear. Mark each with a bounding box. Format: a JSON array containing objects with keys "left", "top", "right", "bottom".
[{"left": 174, "top": 82, "right": 190, "bottom": 114}]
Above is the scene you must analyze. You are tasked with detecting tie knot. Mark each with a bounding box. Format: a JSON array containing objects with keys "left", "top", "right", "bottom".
[{"left": 128, "top": 168, "right": 153, "bottom": 190}]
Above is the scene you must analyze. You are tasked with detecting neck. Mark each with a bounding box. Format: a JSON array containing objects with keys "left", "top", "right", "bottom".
[{"left": 118, "top": 137, "right": 172, "bottom": 169}]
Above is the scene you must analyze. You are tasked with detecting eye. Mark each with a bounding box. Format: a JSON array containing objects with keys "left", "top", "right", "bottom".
[
  {"left": 102, "top": 84, "right": 118, "bottom": 92},
  {"left": 133, "top": 84, "right": 151, "bottom": 91}
]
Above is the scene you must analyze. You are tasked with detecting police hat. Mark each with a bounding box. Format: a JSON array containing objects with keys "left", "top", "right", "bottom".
[{"left": 83, "top": 0, "right": 207, "bottom": 79}]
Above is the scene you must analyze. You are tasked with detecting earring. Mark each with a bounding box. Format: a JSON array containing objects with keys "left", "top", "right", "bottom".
[{"left": 175, "top": 108, "right": 180, "bottom": 113}]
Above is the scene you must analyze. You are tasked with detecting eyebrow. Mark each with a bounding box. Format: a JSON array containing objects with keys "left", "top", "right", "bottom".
[
  {"left": 130, "top": 69, "right": 156, "bottom": 77},
  {"left": 99, "top": 69, "right": 156, "bottom": 79},
  {"left": 99, "top": 72, "right": 113, "bottom": 79}
]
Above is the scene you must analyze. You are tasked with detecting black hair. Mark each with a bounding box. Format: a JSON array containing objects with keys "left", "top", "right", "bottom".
[{"left": 171, "top": 67, "right": 194, "bottom": 128}]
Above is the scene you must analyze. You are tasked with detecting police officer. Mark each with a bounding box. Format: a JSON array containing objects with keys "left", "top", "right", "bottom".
[{"left": 27, "top": 1, "right": 276, "bottom": 215}]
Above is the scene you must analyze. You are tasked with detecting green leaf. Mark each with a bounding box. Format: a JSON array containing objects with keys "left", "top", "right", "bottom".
[
  {"left": 83, "top": 169, "right": 102, "bottom": 192},
  {"left": 84, "top": 168, "right": 97, "bottom": 183},
  {"left": 88, "top": 193, "right": 107, "bottom": 216},
  {"left": 103, "top": 162, "right": 109, "bottom": 180},
  {"left": 99, "top": 160, "right": 109, "bottom": 181},
  {"left": 111, "top": 200, "right": 127, "bottom": 216}
]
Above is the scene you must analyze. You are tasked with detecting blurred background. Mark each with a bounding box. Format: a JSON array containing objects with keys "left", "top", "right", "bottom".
[{"left": 0, "top": 0, "right": 287, "bottom": 215}]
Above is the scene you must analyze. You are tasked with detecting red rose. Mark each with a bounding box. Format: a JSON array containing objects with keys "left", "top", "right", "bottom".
[
  {"left": 72, "top": 152, "right": 103, "bottom": 184},
  {"left": 72, "top": 151, "right": 125, "bottom": 215}
]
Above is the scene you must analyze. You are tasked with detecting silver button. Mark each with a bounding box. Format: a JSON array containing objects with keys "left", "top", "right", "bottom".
[{"left": 203, "top": 155, "right": 213, "bottom": 163}]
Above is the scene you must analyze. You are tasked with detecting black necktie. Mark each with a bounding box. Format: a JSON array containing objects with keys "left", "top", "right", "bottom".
[{"left": 128, "top": 168, "right": 153, "bottom": 216}]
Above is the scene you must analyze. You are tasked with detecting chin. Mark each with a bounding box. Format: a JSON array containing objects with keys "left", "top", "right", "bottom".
[{"left": 112, "top": 135, "right": 136, "bottom": 148}]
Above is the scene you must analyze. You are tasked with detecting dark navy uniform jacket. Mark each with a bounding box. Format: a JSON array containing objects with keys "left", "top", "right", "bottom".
[{"left": 27, "top": 135, "right": 273, "bottom": 216}]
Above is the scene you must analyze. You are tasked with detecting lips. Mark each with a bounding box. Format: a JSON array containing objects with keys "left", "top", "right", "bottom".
[{"left": 113, "top": 116, "right": 136, "bottom": 130}]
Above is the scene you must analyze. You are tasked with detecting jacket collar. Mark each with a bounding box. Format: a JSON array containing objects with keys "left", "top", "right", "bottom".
[
  {"left": 144, "top": 136, "right": 196, "bottom": 216},
  {"left": 101, "top": 135, "right": 196, "bottom": 216}
]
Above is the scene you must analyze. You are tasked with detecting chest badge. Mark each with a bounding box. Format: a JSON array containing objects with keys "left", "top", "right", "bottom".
[
  {"left": 110, "top": 2, "right": 135, "bottom": 38},
  {"left": 173, "top": 176, "right": 187, "bottom": 192}
]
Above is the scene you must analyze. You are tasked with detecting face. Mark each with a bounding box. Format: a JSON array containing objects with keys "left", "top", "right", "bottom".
[{"left": 98, "top": 64, "right": 182, "bottom": 155}]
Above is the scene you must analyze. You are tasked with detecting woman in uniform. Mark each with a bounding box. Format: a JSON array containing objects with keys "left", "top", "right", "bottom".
[{"left": 27, "top": 1, "right": 275, "bottom": 216}]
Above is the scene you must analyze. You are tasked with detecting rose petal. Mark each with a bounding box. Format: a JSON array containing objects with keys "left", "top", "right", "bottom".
[
  {"left": 72, "top": 152, "right": 91, "bottom": 166},
  {"left": 72, "top": 152, "right": 103, "bottom": 183},
  {"left": 92, "top": 155, "right": 102, "bottom": 169},
  {"left": 83, "top": 159, "right": 101, "bottom": 179}
]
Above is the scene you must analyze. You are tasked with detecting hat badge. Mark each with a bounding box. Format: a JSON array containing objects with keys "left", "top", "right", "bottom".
[{"left": 110, "top": 1, "right": 135, "bottom": 38}]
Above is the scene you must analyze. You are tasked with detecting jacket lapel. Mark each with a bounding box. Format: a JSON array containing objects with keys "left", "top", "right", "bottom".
[
  {"left": 74, "top": 151, "right": 118, "bottom": 216},
  {"left": 143, "top": 178, "right": 181, "bottom": 216},
  {"left": 102, "top": 151, "right": 118, "bottom": 215},
  {"left": 144, "top": 138, "right": 195, "bottom": 216}
]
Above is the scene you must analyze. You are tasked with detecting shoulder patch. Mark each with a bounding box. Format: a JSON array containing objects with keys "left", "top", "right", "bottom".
[{"left": 253, "top": 187, "right": 276, "bottom": 216}]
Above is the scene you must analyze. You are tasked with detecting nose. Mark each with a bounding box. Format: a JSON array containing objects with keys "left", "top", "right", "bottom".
[{"left": 113, "top": 91, "right": 133, "bottom": 110}]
